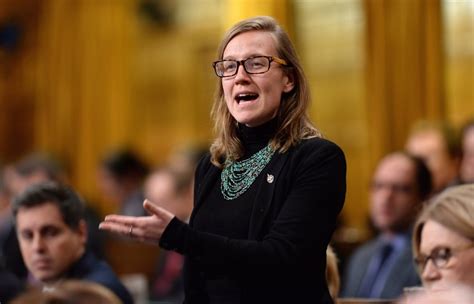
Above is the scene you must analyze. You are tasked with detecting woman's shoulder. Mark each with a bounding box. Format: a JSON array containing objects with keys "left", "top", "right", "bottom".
[
  {"left": 284, "top": 137, "right": 346, "bottom": 179},
  {"left": 282, "top": 137, "right": 346, "bottom": 171},
  {"left": 195, "top": 152, "right": 212, "bottom": 170},
  {"left": 294, "top": 137, "right": 345, "bottom": 157}
]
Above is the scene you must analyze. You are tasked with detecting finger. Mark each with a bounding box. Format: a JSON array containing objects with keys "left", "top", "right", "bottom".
[
  {"left": 143, "top": 199, "right": 175, "bottom": 223},
  {"left": 98, "top": 221, "right": 132, "bottom": 236},
  {"left": 103, "top": 214, "right": 139, "bottom": 225},
  {"left": 100, "top": 220, "right": 146, "bottom": 240},
  {"left": 143, "top": 199, "right": 157, "bottom": 215},
  {"left": 143, "top": 199, "right": 172, "bottom": 218}
]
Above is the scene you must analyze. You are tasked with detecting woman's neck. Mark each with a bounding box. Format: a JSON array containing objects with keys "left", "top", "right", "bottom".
[{"left": 238, "top": 118, "right": 278, "bottom": 156}]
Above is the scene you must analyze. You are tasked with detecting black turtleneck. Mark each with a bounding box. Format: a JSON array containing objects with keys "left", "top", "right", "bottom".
[
  {"left": 238, "top": 118, "right": 278, "bottom": 157},
  {"left": 192, "top": 118, "right": 277, "bottom": 302}
]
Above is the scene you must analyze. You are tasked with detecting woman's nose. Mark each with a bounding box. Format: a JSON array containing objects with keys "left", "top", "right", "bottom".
[
  {"left": 234, "top": 63, "right": 251, "bottom": 82},
  {"left": 422, "top": 259, "right": 441, "bottom": 282}
]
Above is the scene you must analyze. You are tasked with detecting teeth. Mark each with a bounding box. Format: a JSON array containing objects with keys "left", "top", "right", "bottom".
[{"left": 236, "top": 93, "right": 258, "bottom": 103}]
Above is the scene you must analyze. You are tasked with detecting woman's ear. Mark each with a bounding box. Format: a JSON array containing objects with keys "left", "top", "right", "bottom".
[{"left": 282, "top": 71, "right": 295, "bottom": 93}]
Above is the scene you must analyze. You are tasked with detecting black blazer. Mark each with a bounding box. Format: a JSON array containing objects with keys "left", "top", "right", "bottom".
[{"left": 160, "top": 138, "right": 346, "bottom": 303}]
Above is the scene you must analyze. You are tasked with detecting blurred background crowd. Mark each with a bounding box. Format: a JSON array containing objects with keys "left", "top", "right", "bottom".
[{"left": 0, "top": 0, "right": 473, "bottom": 303}]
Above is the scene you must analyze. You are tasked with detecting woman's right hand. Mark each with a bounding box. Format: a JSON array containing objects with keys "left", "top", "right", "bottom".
[{"left": 99, "top": 199, "right": 175, "bottom": 245}]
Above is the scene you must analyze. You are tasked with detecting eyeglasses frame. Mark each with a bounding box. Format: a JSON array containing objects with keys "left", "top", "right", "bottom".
[
  {"left": 212, "top": 55, "right": 288, "bottom": 78},
  {"left": 414, "top": 243, "right": 474, "bottom": 273}
]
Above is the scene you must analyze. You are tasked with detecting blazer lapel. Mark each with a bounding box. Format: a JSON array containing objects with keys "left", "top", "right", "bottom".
[
  {"left": 190, "top": 163, "right": 220, "bottom": 224},
  {"left": 248, "top": 152, "right": 289, "bottom": 239}
]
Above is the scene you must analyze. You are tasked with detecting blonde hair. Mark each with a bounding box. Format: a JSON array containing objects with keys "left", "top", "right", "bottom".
[
  {"left": 210, "top": 16, "right": 321, "bottom": 167},
  {"left": 326, "top": 246, "right": 340, "bottom": 301},
  {"left": 412, "top": 184, "right": 474, "bottom": 258},
  {"left": 11, "top": 280, "right": 123, "bottom": 304}
]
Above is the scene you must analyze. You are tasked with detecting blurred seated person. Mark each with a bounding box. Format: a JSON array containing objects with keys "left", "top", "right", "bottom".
[
  {"left": 460, "top": 119, "right": 474, "bottom": 184},
  {"left": 342, "top": 152, "right": 432, "bottom": 299},
  {"left": 145, "top": 166, "right": 194, "bottom": 223},
  {"left": 12, "top": 182, "right": 133, "bottom": 304},
  {"left": 144, "top": 166, "right": 194, "bottom": 302},
  {"left": 1, "top": 154, "right": 69, "bottom": 279},
  {"left": 412, "top": 184, "right": 474, "bottom": 292},
  {"left": 399, "top": 282, "right": 474, "bottom": 304},
  {"left": 4, "top": 153, "right": 68, "bottom": 196},
  {"left": 1, "top": 153, "right": 104, "bottom": 280},
  {"left": 0, "top": 263, "right": 24, "bottom": 303},
  {"left": 167, "top": 145, "right": 209, "bottom": 182},
  {"left": 97, "top": 149, "right": 149, "bottom": 216},
  {"left": 405, "top": 120, "right": 461, "bottom": 193},
  {"left": 0, "top": 166, "right": 13, "bottom": 260},
  {"left": 326, "top": 245, "right": 340, "bottom": 302},
  {"left": 2, "top": 154, "right": 67, "bottom": 256},
  {"left": 11, "top": 280, "right": 122, "bottom": 304}
]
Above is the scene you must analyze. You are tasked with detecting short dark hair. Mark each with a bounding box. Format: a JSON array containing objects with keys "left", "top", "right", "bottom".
[
  {"left": 101, "top": 149, "right": 149, "bottom": 181},
  {"left": 409, "top": 120, "right": 461, "bottom": 159},
  {"left": 12, "top": 182, "right": 85, "bottom": 230},
  {"left": 15, "top": 153, "right": 65, "bottom": 182},
  {"left": 403, "top": 152, "right": 433, "bottom": 200}
]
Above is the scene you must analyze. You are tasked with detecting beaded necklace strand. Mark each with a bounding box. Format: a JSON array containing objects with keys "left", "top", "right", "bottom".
[{"left": 221, "top": 144, "right": 275, "bottom": 200}]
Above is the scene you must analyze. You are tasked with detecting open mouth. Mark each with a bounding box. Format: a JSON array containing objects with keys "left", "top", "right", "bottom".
[{"left": 235, "top": 93, "right": 259, "bottom": 104}]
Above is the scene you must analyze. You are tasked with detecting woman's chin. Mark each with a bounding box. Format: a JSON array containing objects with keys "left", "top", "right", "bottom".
[{"left": 427, "top": 282, "right": 455, "bottom": 292}]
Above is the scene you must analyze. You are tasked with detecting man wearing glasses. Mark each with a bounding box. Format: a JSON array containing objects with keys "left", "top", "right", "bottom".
[{"left": 342, "top": 152, "right": 432, "bottom": 299}]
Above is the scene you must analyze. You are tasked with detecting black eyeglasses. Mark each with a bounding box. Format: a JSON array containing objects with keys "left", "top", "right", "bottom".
[
  {"left": 414, "top": 244, "right": 474, "bottom": 273},
  {"left": 212, "top": 56, "right": 288, "bottom": 78}
]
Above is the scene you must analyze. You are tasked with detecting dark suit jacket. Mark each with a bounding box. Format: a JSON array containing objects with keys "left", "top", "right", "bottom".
[
  {"left": 0, "top": 265, "right": 23, "bottom": 303},
  {"left": 67, "top": 250, "right": 134, "bottom": 304},
  {"left": 2, "top": 223, "right": 28, "bottom": 279},
  {"left": 342, "top": 236, "right": 421, "bottom": 299},
  {"left": 160, "top": 138, "right": 346, "bottom": 303}
]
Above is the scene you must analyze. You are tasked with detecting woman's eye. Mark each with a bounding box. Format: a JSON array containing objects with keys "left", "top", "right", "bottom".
[
  {"left": 224, "top": 62, "right": 237, "bottom": 71},
  {"left": 251, "top": 61, "right": 264, "bottom": 68}
]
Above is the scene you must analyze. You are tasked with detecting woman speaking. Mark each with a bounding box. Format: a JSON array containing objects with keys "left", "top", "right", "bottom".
[{"left": 100, "top": 16, "right": 346, "bottom": 303}]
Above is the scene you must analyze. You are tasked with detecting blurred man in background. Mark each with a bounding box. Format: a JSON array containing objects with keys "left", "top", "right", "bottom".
[
  {"left": 342, "top": 152, "right": 432, "bottom": 299},
  {"left": 144, "top": 166, "right": 194, "bottom": 302},
  {"left": 405, "top": 120, "right": 461, "bottom": 193},
  {"left": 1, "top": 153, "right": 103, "bottom": 280},
  {"left": 97, "top": 149, "right": 149, "bottom": 216},
  {"left": 459, "top": 119, "right": 474, "bottom": 184},
  {"left": 12, "top": 182, "right": 133, "bottom": 304}
]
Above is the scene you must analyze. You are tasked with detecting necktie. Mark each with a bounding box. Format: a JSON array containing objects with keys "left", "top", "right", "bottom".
[{"left": 357, "top": 242, "right": 393, "bottom": 298}]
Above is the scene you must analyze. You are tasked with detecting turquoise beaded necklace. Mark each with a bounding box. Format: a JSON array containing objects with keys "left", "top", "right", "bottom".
[{"left": 221, "top": 144, "right": 275, "bottom": 200}]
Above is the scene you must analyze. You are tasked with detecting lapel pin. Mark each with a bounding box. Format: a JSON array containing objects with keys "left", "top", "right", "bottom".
[{"left": 266, "top": 174, "right": 274, "bottom": 184}]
